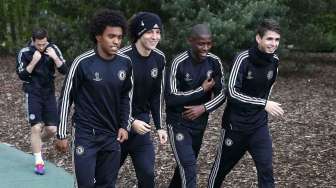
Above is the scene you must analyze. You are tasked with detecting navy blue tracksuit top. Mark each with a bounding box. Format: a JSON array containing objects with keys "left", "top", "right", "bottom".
[
  {"left": 119, "top": 44, "right": 165, "bottom": 130},
  {"left": 223, "top": 46, "right": 279, "bottom": 131},
  {"left": 57, "top": 49, "right": 133, "bottom": 139},
  {"left": 16, "top": 42, "right": 68, "bottom": 93},
  {"left": 165, "top": 50, "right": 226, "bottom": 127}
]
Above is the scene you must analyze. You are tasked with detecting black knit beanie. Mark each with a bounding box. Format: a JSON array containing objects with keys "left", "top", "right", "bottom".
[{"left": 129, "top": 12, "right": 162, "bottom": 42}]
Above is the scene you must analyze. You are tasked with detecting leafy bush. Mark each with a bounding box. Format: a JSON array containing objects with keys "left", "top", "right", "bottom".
[{"left": 1, "top": 0, "right": 334, "bottom": 63}]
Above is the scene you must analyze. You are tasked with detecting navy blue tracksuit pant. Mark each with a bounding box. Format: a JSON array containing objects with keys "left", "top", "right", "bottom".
[
  {"left": 120, "top": 132, "right": 155, "bottom": 188},
  {"left": 167, "top": 122, "right": 206, "bottom": 188},
  {"left": 208, "top": 125, "right": 274, "bottom": 188},
  {"left": 74, "top": 127, "right": 121, "bottom": 188}
]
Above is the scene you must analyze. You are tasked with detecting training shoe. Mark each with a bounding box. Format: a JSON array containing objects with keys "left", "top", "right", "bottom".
[{"left": 34, "top": 163, "right": 45, "bottom": 175}]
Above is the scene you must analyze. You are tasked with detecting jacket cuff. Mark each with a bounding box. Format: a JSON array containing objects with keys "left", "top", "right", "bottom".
[{"left": 57, "top": 63, "right": 68, "bottom": 75}]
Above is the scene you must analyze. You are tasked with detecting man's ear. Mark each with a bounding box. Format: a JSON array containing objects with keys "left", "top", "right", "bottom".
[
  {"left": 187, "top": 36, "right": 194, "bottom": 45},
  {"left": 256, "top": 34, "right": 261, "bottom": 44},
  {"left": 96, "top": 35, "right": 101, "bottom": 43}
]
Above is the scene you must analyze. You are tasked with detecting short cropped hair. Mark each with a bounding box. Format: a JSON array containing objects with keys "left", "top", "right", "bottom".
[
  {"left": 32, "top": 28, "right": 48, "bottom": 41},
  {"left": 89, "top": 9, "right": 128, "bottom": 43},
  {"left": 256, "top": 19, "right": 280, "bottom": 37}
]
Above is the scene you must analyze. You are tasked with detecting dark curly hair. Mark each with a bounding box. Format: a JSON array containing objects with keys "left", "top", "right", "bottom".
[{"left": 89, "top": 9, "right": 128, "bottom": 43}]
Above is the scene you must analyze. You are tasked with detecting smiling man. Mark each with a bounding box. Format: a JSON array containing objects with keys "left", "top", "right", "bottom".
[
  {"left": 55, "top": 9, "right": 132, "bottom": 188},
  {"left": 207, "top": 19, "right": 284, "bottom": 188},
  {"left": 165, "top": 23, "right": 226, "bottom": 188},
  {"left": 118, "top": 12, "right": 167, "bottom": 188}
]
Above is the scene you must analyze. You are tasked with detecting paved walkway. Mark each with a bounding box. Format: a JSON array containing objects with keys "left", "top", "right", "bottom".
[{"left": 0, "top": 143, "right": 73, "bottom": 188}]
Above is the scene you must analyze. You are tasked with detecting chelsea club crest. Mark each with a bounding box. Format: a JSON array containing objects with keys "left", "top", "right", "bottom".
[
  {"left": 176, "top": 133, "right": 184, "bottom": 141},
  {"left": 76, "top": 145, "right": 85, "bottom": 155},
  {"left": 118, "top": 70, "right": 126, "bottom": 81},
  {"left": 225, "top": 138, "right": 233, "bottom": 146},
  {"left": 151, "top": 68, "right": 158, "bottom": 78}
]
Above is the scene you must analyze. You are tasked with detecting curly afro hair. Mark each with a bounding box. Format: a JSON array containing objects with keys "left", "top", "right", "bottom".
[{"left": 89, "top": 9, "right": 128, "bottom": 43}]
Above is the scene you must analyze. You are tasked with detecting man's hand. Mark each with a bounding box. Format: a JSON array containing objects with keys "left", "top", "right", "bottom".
[
  {"left": 45, "top": 47, "right": 63, "bottom": 67},
  {"left": 26, "top": 51, "right": 42, "bottom": 73},
  {"left": 201, "top": 78, "right": 215, "bottom": 92},
  {"left": 117, "top": 128, "right": 128, "bottom": 143},
  {"left": 45, "top": 47, "right": 58, "bottom": 60},
  {"left": 32, "top": 50, "right": 42, "bottom": 64},
  {"left": 132, "top": 119, "right": 151, "bottom": 135},
  {"left": 55, "top": 139, "right": 68, "bottom": 153},
  {"left": 182, "top": 105, "right": 206, "bottom": 120},
  {"left": 265, "top": 101, "right": 284, "bottom": 117},
  {"left": 157, "top": 129, "right": 168, "bottom": 144}
]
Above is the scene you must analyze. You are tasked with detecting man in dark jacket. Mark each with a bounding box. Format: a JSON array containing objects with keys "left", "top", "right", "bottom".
[
  {"left": 16, "top": 28, "right": 67, "bottom": 175},
  {"left": 208, "top": 19, "right": 284, "bottom": 188},
  {"left": 165, "top": 23, "right": 226, "bottom": 188},
  {"left": 55, "top": 9, "right": 132, "bottom": 188},
  {"left": 118, "top": 12, "right": 168, "bottom": 188}
]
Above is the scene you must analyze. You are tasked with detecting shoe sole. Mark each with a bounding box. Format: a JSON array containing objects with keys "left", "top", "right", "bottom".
[{"left": 35, "top": 171, "right": 45, "bottom": 175}]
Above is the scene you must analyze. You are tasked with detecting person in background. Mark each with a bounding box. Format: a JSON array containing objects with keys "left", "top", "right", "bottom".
[{"left": 16, "top": 28, "right": 67, "bottom": 175}]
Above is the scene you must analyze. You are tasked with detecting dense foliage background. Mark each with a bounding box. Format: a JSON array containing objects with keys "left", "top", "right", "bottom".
[{"left": 1, "top": 0, "right": 335, "bottom": 61}]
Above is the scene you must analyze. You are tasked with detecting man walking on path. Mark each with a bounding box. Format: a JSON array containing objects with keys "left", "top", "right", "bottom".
[
  {"left": 165, "top": 23, "right": 226, "bottom": 188},
  {"left": 55, "top": 9, "right": 132, "bottom": 188},
  {"left": 16, "top": 28, "right": 67, "bottom": 175},
  {"left": 118, "top": 12, "right": 168, "bottom": 188},
  {"left": 207, "top": 19, "right": 284, "bottom": 188}
]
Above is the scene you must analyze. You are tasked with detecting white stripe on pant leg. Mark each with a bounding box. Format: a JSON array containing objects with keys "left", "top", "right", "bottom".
[
  {"left": 72, "top": 127, "right": 78, "bottom": 188},
  {"left": 208, "top": 128, "right": 226, "bottom": 188},
  {"left": 167, "top": 124, "right": 187, "bottom": 188},
  {"left": 25, "top": 93, "right": 29, "bottom": 122}
]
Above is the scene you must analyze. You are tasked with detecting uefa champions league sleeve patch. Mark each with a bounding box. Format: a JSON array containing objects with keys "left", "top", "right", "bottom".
[
  {"left": 246, "top": 70, "right": 253, "bottom": 79},
  {"left": 184, "top": 73, "right": 192, "bottom": 82},
  {"left": 93, "top": 72, "right": 102, "bottom": 81}
]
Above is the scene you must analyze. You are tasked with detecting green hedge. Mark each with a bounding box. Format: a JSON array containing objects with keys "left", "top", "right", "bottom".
[{"left": 1, "top": 0, "right": 335, "bottom": 62}]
